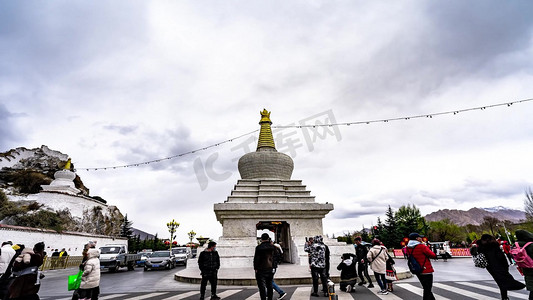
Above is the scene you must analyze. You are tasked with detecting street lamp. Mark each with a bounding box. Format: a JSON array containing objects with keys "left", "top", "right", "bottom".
[
  {"left": 499, "top": 223, "right": 512, "bottom": 242},
  {"left": 167, "top": 219, "right": 180, "bottom": 252},
  {"left": 188, "top": 230, "right": 197, "bottom": 243}
]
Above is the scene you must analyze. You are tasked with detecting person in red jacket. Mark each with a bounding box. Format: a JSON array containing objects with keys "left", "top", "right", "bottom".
[{"left": 406, "top": 233, "right": 437, "bottom": 300}]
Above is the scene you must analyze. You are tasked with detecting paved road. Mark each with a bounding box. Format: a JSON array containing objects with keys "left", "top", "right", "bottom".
[{"left": 39, "top": 258, "right": 530, "bottom": 300}]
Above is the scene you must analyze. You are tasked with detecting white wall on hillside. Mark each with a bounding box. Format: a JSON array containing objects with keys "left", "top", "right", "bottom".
[{"left": 0, "top": 225, "right": 127, "bottom": 256}]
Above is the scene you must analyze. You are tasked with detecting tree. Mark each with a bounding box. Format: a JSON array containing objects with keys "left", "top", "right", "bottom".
[
  {"left": 396, "top": 204, "right": 428, "bottom": 238},
  {"left": 382, "top": 206, "right": 401, "bottom": 248},
  {"left": 525, "top": 187, "right": 533, "bottom": 221},
  {"left": 361, "top": 225, "right": 370, "bottom": 242},
  {"left": 427, "top": 219, "right": 463, "bottom": 243},
  {"left": 480, "top": 216, "right": 500, "bottom": 236},
  {"left": 120, "top": 214, "right": 133, "bottom": 238}
]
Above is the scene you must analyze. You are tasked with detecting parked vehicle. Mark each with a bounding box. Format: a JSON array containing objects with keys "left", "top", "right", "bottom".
[
  {"left": 171, "top": 247, "right": 192, "bottom": 266},
  {"left": 136, "top": 251, "right": 152, "bottom": 267},
  {"left": 99, "top": 244, "right": 141, "bottom": 272},
  {"left": 144, "top": 250, "right": 176, "bottom": 271}
]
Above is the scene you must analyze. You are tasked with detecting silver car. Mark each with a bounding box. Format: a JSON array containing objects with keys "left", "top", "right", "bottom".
[
  {"left": 144, "top": 250, "right": 175, "bottom": 271},
  {"left": 171, "top": 247, "right": 192, "bottom": 266}
]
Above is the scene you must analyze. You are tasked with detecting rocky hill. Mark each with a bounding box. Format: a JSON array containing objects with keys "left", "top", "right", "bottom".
[
  {"left": 424, "top": 207, "right": 526, "bottom": 226},
  {"left": 0, "top": 145, "right": 123, "bottom": 235}
]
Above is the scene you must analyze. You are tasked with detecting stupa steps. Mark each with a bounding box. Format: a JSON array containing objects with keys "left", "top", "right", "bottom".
[
  {"left": 226, "top": 195, "right": 316, "bottom": 203},
  {"left": 231, "top": 190, "right": 311, "bottom": 196}
]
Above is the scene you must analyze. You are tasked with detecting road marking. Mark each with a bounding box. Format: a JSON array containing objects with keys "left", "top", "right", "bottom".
[
  {"left": 160, "top": 291, "right": 198, "bottom": 300},
  {"left": 456, "top": 281, "right": 528, "bottom": 299},
  {"left": 245, "top": 291, "right": 260, "bottom": 299},
  {"left": 99, "top": 294, "right": 128, "bottom": 300},
  {"left": 367, "top": 286, "right": 402, "bottom": 299},
  {"left": 218, "top": 289, "right": 242, "bottom": 298},
  {"left": 290, "top": 287, "right": 312, "bottom": 300},
  {"left": 396, "top": 283, "right": 450, "bottom": 300},
  {"left": 434, "top": 282, "right": 499, "bottom": 300},
  {"left": 336, "top": 291, "right": 357, "bottom": 299},
  {"left": 122, "top": 292, "right": 166, "bottom": 300}
]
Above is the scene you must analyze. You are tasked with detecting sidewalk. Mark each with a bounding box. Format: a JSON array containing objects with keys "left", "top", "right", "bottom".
[{"left": 175, "top": 258, "right": 411, "bottom": 285}]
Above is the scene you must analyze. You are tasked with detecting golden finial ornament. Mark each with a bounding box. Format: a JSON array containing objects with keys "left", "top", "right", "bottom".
[
  {"left": 257, "top": 109, "right": 276, "bottom": 150},
  {"left": 64, "top": 158, "right": 72, "bottom": 170}
]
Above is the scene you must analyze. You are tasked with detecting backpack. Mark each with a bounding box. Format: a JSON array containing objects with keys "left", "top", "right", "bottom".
[
  {"left": 510, "top": 242, "right": 533, "bottom": 269},
  {"left": 406, "top": 245, "right": 426, "bottom": 275}
]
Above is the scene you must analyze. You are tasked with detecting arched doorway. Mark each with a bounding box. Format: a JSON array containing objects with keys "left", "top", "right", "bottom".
[{"left": 256, "top": 221, "right": 292, "bottom": 263}]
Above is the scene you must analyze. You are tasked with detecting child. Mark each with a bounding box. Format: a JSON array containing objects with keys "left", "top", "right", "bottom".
[{"left": 336, "top": 253, "right": 357, "bottom": 292}]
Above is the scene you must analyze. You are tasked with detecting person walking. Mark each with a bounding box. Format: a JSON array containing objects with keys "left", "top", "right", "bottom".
[
  {"left": 272, "top": 241, "right": 287, "bottom": 300},
  {"left": 470, "top": 234, "right": 524, "bottom": 300},
  {"left": 406, "top": 233, "right": 437, "bottom": 300},
  {"left": 198, "top": 241, "right": 220, "bottom": 300},
  {"left": 254, "top": 233, "right": 276, "bottom": 300},
  {"left": 8, "top": 241, "right": 45, "bottom": 300},
  {"left": 305, "top": 235, "right": 329, "bottom": 297},
  {"left": 367, "top": 238, "right": 389, "bottom": 295},
  {"left": 354, "top": 237, "right": 374, "bottom": 288},
  {"left": 337, "top": 253, "right": 357, "bottom": 292},
  {"left": 515, "top": 229, "right": 533, "bottom": 300},
  {"left": 78, "top": 249, "right": 100, "bottom": 300},
  {"left": 59, "top": 248, "right": 69, "bottom": 268},
  {"left": 0, "top": 241, "right": 16, "bottom": 276}
]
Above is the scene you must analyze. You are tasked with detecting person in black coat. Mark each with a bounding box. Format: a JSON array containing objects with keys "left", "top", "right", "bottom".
[
  {"left": 198, "top": 241, "right": 220, "bottom": 300},
  {"left": 471, "top": 234, "right": 524, "bottom": 300},
  {"left": 337, "top": 253, "right": 357, "bottom": 292}
]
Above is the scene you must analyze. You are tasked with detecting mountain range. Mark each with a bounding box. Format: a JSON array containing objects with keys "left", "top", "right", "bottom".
[{"left": 424, "top": 207, "right": 526, "bottom": 226}]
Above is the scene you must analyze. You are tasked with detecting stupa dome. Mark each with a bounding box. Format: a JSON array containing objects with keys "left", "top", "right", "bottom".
[{"left": 238, "top": 109, "right": 294, "bottom": 179}]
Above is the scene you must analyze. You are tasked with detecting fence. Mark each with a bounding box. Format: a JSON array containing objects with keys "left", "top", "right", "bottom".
[
  {"left": 40, "top": 256, "right": 84, "bottom": 271},
  {"left": 392, "top": 248, "right": 471, "bottom": 257}
]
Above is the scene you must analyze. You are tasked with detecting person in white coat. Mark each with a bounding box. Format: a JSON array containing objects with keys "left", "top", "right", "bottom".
[
  {"left": 0, "top": 241, "right": 16, "bottom": 275},
  {"left": 367, "top": 238, "right": 389, "bottom": 295},
  {"left": 79, "top": 248, "right": 100, "bottom": 300}
]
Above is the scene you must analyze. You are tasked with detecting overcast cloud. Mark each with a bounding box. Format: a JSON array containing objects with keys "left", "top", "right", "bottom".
[{"left": 1, "top": 1, "right": 533, "bottom": 243}]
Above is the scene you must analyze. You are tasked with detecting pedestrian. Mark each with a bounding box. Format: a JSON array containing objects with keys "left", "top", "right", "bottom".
[
  {"left": 336, "top": 253, "right": 357, "bottom": 292},
  {"left": 59, "top": 248, "right": 69, "bottom": 268},
  {"left": 367, "top": 238, "right": 388, "bottom": 295},
  {"left": 8, "top": 241, "right": 45, "bottom": 300},
  {"left": 501, "top": 241, "right": 514, "bottom": 265},
  {"left": 305, "top": 237, "right": 314, "bottom": 270},
  {"left": 73, "top": 242, "right": 98, "bottom": 300},
  {"left": 354, "top": 236, "right": 374, "bottom": 288},
  {"left": 254, "top": 233, "right": 277, "bottom": 300},
  {"left": 514, "top": 229, "right": 533, "bottom": 300},
  {"left": 406, "top": 232, "right": 437, "bottom": 300},
  {"left": 305, "top": 235, "right": 329, "bottom": 297},
  {"left": 198, "top": 241, "right": 220, "bottom": 300},
  {"left": 470, "top": 234, "right": 524, "bottom": 300},
  {"left": 272, "top": 241, "right": 287, "bottom": 299},
  {"left": 0, "top": 241, "right": 16, "bottom": 276},
  {"left": 0, "top": 241, "right": 18, "bottom": 299},
  {"left": 51, "top": 249, "right": 59, "bottom": 269},
  {"left": 78, "top": 249, "right": 100, "bottom": 300}
]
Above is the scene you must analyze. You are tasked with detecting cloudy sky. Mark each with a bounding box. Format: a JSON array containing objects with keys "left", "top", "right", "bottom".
[{"left": 2, "top": 1, "right": 533, "bottom": 243}]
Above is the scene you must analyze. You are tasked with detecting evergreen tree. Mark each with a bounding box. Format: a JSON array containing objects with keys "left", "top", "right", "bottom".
[
  {"left": 396, "top": 204, "right": 427, "bottom": 238},
  {"left": 120, "top": 214, "right": 134, "bottom": 238},
  {"left": 382, "top": 205, "right": 400, "bottom": 248}
]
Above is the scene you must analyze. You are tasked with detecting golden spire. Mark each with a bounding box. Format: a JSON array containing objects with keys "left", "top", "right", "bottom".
[
  {"left": 257, "top": 109, "right": 276, "bottom": 150},
  {"left": 64, "top": 158, "right": 71, "bottom": 170}
]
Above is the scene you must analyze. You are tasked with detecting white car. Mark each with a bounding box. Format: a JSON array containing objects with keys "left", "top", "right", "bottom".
[{"left": 171, "top": 247, "right": 192, "bottom": 266}]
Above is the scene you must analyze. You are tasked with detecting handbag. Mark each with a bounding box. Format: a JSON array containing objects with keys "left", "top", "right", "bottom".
[
  {"left": 385, "top": 267, "right": 398, "bottom": 281},
  {"left": 67, "top": 270, "right": 83, "bottom": 291},
  {"left": 472, "top": 252, "right": 488, "bottom": 268}
]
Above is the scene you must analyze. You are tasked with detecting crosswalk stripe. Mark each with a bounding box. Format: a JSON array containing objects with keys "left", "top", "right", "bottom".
[
  {"left": 434, "top": 282, "right": 499, "bottom": 300},
  {"left": 218, "top": 289, "right": 242, "bottom": 298},
  {"left": 160, "top": 291, "right": 199, "bottom": 300},
  {"left": 99, "top": 294, "right": 128, "bottom": 300},
  {"left": 456, "top": 281, "right": 528, "bottom": 300},
  {"left": 245, "top": 291, "right": 260, "bottom": 300},
  {"left": 368, "top": 287, "right": 402, "bottom": 299},
  {"left": 122, "top": 292, "right": 166, "bottom": 300},
  {"left": 396, "top": 283, "right": 450, "bottom": 300},
  {"left": 290, "top": 287, "right": 311, "bottom": 300},
  {"left": 336, "top": 291, "right": 356, "bottom": 299}
]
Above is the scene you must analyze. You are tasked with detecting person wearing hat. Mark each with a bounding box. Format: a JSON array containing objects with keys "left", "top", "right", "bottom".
[
  {"left": 254, "top": 233, "right": 277, "bottom": 300},
  {"left": 406, "top": 233, "right": 437, "bottom": 300}
]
